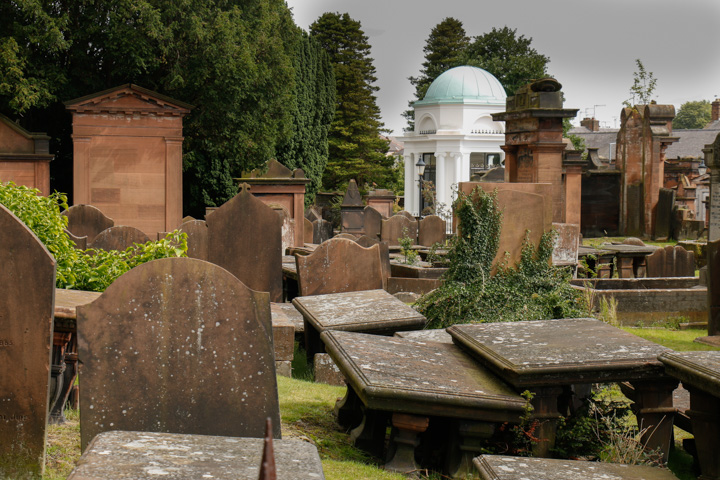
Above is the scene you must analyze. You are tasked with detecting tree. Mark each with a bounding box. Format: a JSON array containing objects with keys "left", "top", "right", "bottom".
[
  {"left": 403, "top": 17, "right": 470, "bottom": 130},
  {"left": 275, "top": 31, "right": 336, "bottom": 205},
  {"left": 463, "top": 26, "right": 549, "bottom": 96},
  {"left": 0, "top": 0, "right": 299, "bottom": 217},
  {"left": 673, "top": 100, "right": 713, "bottom": 130},
  {"left": 623, "top": 59, "right": 657, "bottom": 107},
  {"left": 310, "top": 12, "right": 391, "bottom": 192}
]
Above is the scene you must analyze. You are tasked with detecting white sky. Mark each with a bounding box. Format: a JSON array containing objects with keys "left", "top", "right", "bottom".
[{"left": 285, "top": 0, "right": 720, "bottom": 135}]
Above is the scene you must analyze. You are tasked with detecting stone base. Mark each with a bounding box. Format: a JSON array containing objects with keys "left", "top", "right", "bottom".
[
  {"left": 694, "top": 336, "right": 720, "bottom": 347},
  {"left": 276, "top": 360, "right": 292, "bottom": 378},
  {"left": 387, "top": 277, "right": 442, "bottom": 295},
  {"left": 314, "top": 353, "right": 345, "bottom": 386}
]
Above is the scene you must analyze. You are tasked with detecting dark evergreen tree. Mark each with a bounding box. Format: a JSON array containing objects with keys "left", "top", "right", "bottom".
[
  {"left": 0, "top": 0, "right": 298, "bottom": 216},
  {"left": 310, "top": 12, "right": 391, "bottom": 192},
  {"left": 276, "top": 31, "right": 336, "bottom": 205},
  {"left": 403, "top": 17, "right": 469, "bottom": 130},
  {"left": 463, "top": 26, "right": 549, "bottom": 96}
]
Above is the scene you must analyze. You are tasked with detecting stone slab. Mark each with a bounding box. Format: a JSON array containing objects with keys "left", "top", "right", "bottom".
[
  {"left": 177, "top": 219, "right": 208, "bottom": 261},
  {"left": 448, "top": 318, "right": 670, "bottom": 387},
  {"left": 321, "top": 331, "right": 525, "bottom": 421},
  {"left": 659, "top": 351, "right": 720, "bottom": 399},
  {"left": 473, "top": 455, "right": 679, "bottom": 480},
  {"left": 363, "top": 205, "right": 383, "bottom": 240},
  {"left": 418, "top": 215, "right": 446, "bottom": 247},
  {"left": 394, "top": 329, "right": 453, "bottom": 344},
  {"left": 293, "top": 289, "right": 426, "bottom": 334},
  {"left": 295, "top": 238, "right": 383, "bottom": 297},
  {"left": 207, "top": 184, "right": 283, "bottom": 302},
  {"left": 313, "top": 353, "right": 345, "bottom": 386},
  {"left": 271, "top": 302, "right": 304, "bottom": 334},
  {"left": 90, "top": 225, "right": 150, "bottom": 251},
  {"left": 386, "top": 277, "right": 442, "bottom": 295},
  {"left": 0, "top": 204, "right": 56, "bottom": 479},
  {"left": 381, "top": 215, "right": 418, "bottom": 247},
  {"left": 67, "top": 430, "right": 325, "bottom": 480},
  {"left": 62, "top": 204, "right": 114, "bottom": 244},
  {"left": 77, "top": 257, "right": 280, "bottom": 451},
  {"left": 551, "top": 222, "right": 580, "bottom": 266}
]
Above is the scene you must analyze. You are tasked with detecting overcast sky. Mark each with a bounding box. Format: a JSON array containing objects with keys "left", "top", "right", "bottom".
[{"left": 285, "top": 0, "right": 720, "bottom": 136}]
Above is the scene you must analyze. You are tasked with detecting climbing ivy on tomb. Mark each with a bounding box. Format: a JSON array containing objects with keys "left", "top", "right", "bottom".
[{"left": 416, "top": 187, "right": 587, "bottom": 329}]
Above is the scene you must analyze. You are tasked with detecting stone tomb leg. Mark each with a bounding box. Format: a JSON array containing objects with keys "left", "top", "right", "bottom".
[
  {"left": 0, "top": 204, "right": 56, "bottom": 479},
  {"left": 77, "top": 257, "right": 280, "bottom": 451},
  {"left": 385, "top": 413, "right": 429, "bottom": 474}
]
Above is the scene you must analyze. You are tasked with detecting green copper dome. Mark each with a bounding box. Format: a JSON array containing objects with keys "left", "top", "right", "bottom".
[{"left": 415, "top": 66, "right": 506, "bottom": 105}]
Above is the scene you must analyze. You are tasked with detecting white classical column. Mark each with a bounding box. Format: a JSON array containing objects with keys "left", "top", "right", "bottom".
[
  {"left": 435, "top": 152, "right": 447, "bottom": 213},
  {"left": 404, "top": 153, "right": 416, "bottom": 215}
]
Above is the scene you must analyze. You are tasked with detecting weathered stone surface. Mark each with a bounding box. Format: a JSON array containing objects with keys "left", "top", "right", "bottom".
[
  {"left": 90, "top": 225, "right": 150, "bottom": 251},
  {"left": 295, "top": 238, "right": 383, "bottom": 296},
  {"left": 321, "top": 331, "right": 525, "bottom": 420},
  {"left": 62, "top": 204, "right": 114, "bottom": 244},
  {"left": 386, "top": 277, "right": 442, "bottom": 295},
  {"left": 304, "top": 218, "right": 313, "bottom": 244},
  {"left": 207, "top": 184, "right": 283, "bottom": 302},
  {"left": 660, "top": 351, "right": 720, "bottom": 400},
  {"left": 77, "top": 257, "right": 280, "bottom": 451},
  {"left": 655, "top": 188, "right": 675, "bottom": 240},
  {"left": 65, "top": 229, "right": 88, "bottom": 249},
  {"left": 708, "top": 239, "right": 720, "bottom": 336},
  {"left": 313, "top": 353, "right": 345, "bottom": 386},
  {"left": 271, "top": 315, "right": 295, "bottom": 363},
  {"left": 177, "top": 219, "right": 208, "bottom": 261},
  {"left": 67, "top": 430, "right": 325, "bottom": 480},
  {"left": 0, "top": 204, "right": 56, "bottom": 479},
  {"left": 341, "top": 179, "right": 363, "bottom": 206},
  {"left": 397, "top": 211, "right": 415, "bottom": 220},
  {"left": 418, "top": 215, "right": 446, "bottom": 247},
  {"left": 551, "top": 222, "right": 580, "bottom": 266},
  {"left": 312, "top": 219, "right": 333, "bottom": 244},
  {"left": 473, "top": 455, "right": 679, "bottom": 480},
  {"left": 334, "top": 233, "right": 358, "bottom": 240},
  {"left": 271, "top": 302, "right": 304, "bottom": 333},
  {"left": 646, "top": 245, "right": 695, "bottom": 278},
  {"left": 363, "top": 205, "right": 383, "bottom": 240},
  {"left": 356, "top": 236, "right": 390, "bottom": 289},
  {"left": 448, "top": 318, "right": 670, "bottom": 387},
  {"left": 395, "top": 329, "right": 453, "bottom": 344},
  {"left": 381, "top": 215, "right": 418, "bottom": 247}
]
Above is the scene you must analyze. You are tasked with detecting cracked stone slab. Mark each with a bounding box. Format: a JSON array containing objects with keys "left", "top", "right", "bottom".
[
  {"left": 473, "top": 455, "right": 679, "bottom": 480},
  {"left": 322, "top": 331, "right": 525, "bottom": 422},
  {"left": 448, "top": 318, "right": 671, "bottom": 387},
  {"left": 67, "top": 430, "right": 325, "bottom": 479}
]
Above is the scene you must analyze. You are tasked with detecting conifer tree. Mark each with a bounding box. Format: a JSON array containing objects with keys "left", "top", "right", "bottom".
[
  {"left": 310, "top": 12, "right": 391, "bottom": 192},
  {"left": 403, "top": 18, "right": 470, "bottom": 130}
]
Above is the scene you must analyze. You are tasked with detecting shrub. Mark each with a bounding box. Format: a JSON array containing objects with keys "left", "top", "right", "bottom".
[
  {"left": 0, "top": 182, "right": 187, "bottom": 291},
  {"left": 416, "top": 187, "right": 588, "bottom": 328}
]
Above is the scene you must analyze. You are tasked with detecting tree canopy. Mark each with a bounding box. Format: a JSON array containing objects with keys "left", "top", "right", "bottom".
[
  {"left": 463, "top": 26, "right": 549, "bottom": 96},
  {"left": 1, "top": 0, "right": 336, "bottom": 216},
  {"left": 673, "top": 100, "right": 713, "bottom": 130},
  {"left": 403, "top": 17, "right": 470, "bottom": 130},
  {"left": 310, "top": 12, "right": 391, "bottom": 192}
]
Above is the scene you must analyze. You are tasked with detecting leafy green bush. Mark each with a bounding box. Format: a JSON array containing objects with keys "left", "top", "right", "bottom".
[
  {"left": 416, "top": 187, "right": 587, "bottom": 328},
  {"left": 0, "top": 182, "right": 187, "bottom": 291}
]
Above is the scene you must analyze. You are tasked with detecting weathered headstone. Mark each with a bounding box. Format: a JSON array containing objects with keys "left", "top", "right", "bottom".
[
  {"left": 551, "top": 222, "right": 580, "bottom": 267},
  {"left": 418, "top": 215, "right": 446, "bottom": 247},
  {"left": 312, "top": 218, "right": 333, "bottom": 244},
  {"left": 90, "top": 225, "right": 150, "bottom": 251},
  {"left": 65, "top": 229, "right": 88, "bottom": 250},
  {"left": 0, "top": 204, "right": 56, "bottom": 478},
  {"left": 178, "top": 219, "right": 209, "bottom": 260},
  {"left": 77, "top": 257, "right": 280, "bottom": 451},
  {"left": 334, "top": 233, "right": 357, "bottom": 240},
  {"left": 356, "top": 236, "right": 391, "bottom": 289},
  {"left": 381, "top": 215, "right": 418, "bottom": 247},
  {"left": 646, "top": 245, "right": 695, "bottom": 278},
  {"left": 492, "top": 189, "right": 548, "bottom": 269},
  {"left": 207, "top": 183, "right": 283, "bottom": 302},
  {"left": 295, "top": 238, "right": 383, "bottom": 296},
  {"left": 62, "top": 204, "right": 114, "bottom": 244},
  {"left": 396, "top": 210, "right": 415, "bottom": 221},
  {"left": 340, "top": 179, "right": 365, "bottom": 234},
  {"left": 363, "top": 205, "right": 383, "bottom": 240},
  {"left": 303, "top": 218, "right": 313, "bottom": 245},
  {"left": 626, "top": 184, "right": 643, "bottom": 238},
  {"left": 655, "top": 188, "right": 675, "bottom": 240}
]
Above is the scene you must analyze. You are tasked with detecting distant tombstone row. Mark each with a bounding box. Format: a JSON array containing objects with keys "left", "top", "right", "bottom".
[
  {"left": 1, "top": 204, "right": 56, "bottom": 478},
  {"left": 646, "top": 245, "right": 695, "bottom": 278},
  {"left": 63, "top": 205, "right": 152, "bottom": 251}
]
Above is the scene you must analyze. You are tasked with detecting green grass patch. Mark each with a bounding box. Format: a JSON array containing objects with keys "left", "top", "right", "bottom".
[{"left": 622, "top": 328, "right": 720, "bottom": 352}]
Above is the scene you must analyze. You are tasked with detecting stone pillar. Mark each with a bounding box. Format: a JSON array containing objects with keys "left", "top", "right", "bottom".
[
  {"left": 404, "top": 154, "right": 417, "bottom": 216},
  {"left": 72, "top": 136, "right": 92, "bottom": 205},
  {"left": 435, "top": 152, "right": 447, "bottom": 212},
  {"left": 701, "top": 133, "right": 720, "bottom": 341},
  {"left": 563, "top": 152, "right": 584, "bottom": 226}
]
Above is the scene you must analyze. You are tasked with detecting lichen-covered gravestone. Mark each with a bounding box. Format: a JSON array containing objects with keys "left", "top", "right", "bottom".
[
  {"left": 0, "top": 204, "right": 56, "bottom": 478},
  {"left": 207, "top": 183, "right": 283, "bottom": 302},
  {"left": 77, "top": 257, "right": 280, "bottom": 451},
  {"left": 380, "top": 214, "right": 417, "bottom": 247}
]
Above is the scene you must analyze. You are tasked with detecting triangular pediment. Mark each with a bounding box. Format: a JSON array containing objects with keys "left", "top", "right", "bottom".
[{"left": 65, "top": 84, "right": 192, "bottom": 116}]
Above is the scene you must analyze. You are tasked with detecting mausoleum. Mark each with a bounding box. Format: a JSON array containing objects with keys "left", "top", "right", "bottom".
[{"left": 403, "top": 66, "right": 506, "bottom": 217}]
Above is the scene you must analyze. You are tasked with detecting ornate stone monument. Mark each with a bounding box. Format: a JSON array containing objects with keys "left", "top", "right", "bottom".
[
  {"left": 0, "top": 204, "right": 56, "bottom": 478},
  {"left": 340, "top": 180, "right": 365, "bottom": 235},
  {"left": 0, "top": 113, "right": 53, "bottom": 196}
]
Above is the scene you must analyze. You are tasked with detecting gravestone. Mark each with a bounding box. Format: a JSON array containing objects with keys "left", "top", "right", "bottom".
[
  {"left": 312, "top": 218, "right": 333, "bottom": 244},
  {"left": 334, "top": 233, "right": 358, "bottom": 240},
  {"left": 90, "top": 225, "right": 150, "bottom": 251},
  {"left": 65, "top": 229, "right": 88, "bottom": 250},
  {"left": 0, "top": 204, "right": 56, "bottom": 478},
  {"left": 418, "top": 215, "right": 446, "bottom": 247},
  {"left": 304, "top": 218, "right": 313, "bottom": 244},
  {"left": 178, "top": 219, "right": 208, "bottom": 260},
  {"left": 77, "top": 257, "right": 280, "bottom": 451},
  {"left": 626, "top": 184, "right": 643, "bottom": 237},
  {"left": 207, "top": 183, "right": 283, "bottom": 302},
  {"left": 356, "top": 236, "right": 391, "bottom": 289},
  {"left": 381, "top": 215, "right": 418, "bottom": 247},
  {"left": 551, "top": 222, "right": 580, "bottom": 267},
  {"left": 62, "top": 204, "right": 114, "bottom": 244},
  {"left": 340, "top": 179, "right": 365, "bottom": 234},
  {"left": 492, "top": 189, "right": 549, "bottom": 270},
  {"left": 397, "top": 210, "right": 415, "bottom": 220},
  {"left": 305, "top": 207, "right": 322, "bottom": 222},
  {"left": 363, "top": 205, "right": 383, "bottom": 240},
  {"left": 295, "top": 238, "right": 383, "bottom": 296},
  {"left": 646, "top": 245, "right": 695, "bottom": 278},
  {"left": 655, "top": 188, "right": 675, "bottom": 240}
]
